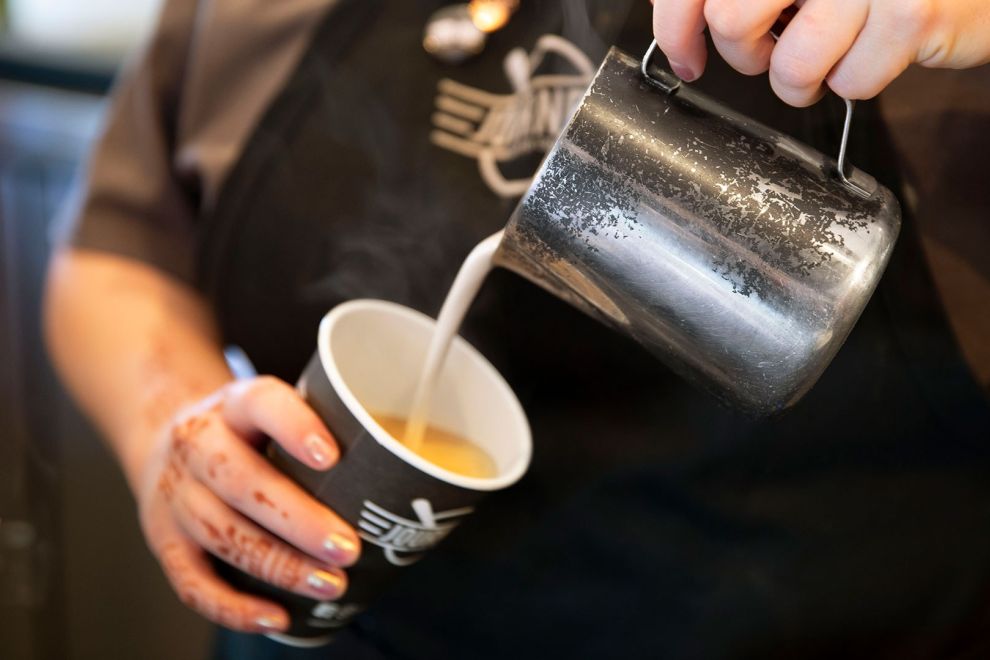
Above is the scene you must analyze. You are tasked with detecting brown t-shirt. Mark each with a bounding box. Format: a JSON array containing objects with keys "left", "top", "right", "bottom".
[{"left": 61, "top": 0, "right": 340, "bottom": 281}]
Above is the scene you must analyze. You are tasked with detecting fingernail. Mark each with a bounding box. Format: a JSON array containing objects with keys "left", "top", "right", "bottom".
[
  {"left": 304, "top": 433, "right": 335, "bottom": 468},
  {"left": 307, "top": 569, "right": 344, "bottom": 595},
  {"left": 668, "top": 59, "right": 697, "bottom": 82},
  {"left": 255, "top": 614, "right": 287, "bottom": 631},
  {"left": 323, "top": 532, "right": 359, "bottom": 564}
]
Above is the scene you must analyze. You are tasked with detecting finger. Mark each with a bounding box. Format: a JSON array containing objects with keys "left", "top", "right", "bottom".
[
  {"left": 173, "top": 480, "right": 348, "bottom": 601},
  {"left": 914, "top": 1, "right": 987, "bottom": 69},
  {"left": 825, "top": 3, "right": 922, "bottom": 101},
  {"left": 769, "top": 0, "right": 869, "bottom": 106},
  {"left": 653, "top": 0, "right": 708, "bottom": 81},
  {"left": 153, "top": 531, "right": 290, "bottom": 633},
  {"left": 179, "top": 417, "right": 361, "bottom": 566},
  {"left": 705, "top": 0, "right": 793, "bottom": 75},
  {"left": 223, "top": 376, "right": 338, "bottom": 470}
]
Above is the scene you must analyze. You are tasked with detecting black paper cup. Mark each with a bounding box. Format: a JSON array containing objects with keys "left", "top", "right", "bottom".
[{"left": 219, "top": 299, "right": 532, "bottom": 647}]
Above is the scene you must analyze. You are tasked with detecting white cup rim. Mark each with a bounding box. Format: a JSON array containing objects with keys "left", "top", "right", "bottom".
[{"left": 317, "top": 299, "right": 532, "bottom": 492}]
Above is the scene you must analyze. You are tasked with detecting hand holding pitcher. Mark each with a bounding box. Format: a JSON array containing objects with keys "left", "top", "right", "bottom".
[{"left": 651, "top": 0, "right": 990, "bottom": 106}]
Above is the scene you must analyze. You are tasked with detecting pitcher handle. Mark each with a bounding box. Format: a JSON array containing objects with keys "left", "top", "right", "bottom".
[{"left": 641, "top": 39, "right": 873, "bottom": 199}]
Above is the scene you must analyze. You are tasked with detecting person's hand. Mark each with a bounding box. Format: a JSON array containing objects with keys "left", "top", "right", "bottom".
[
  {"left": 651, "top": 0, "right": 990, "bottom": 106},
  {"left": 135, "top": 376, "right": 360, "bottom": 633}
]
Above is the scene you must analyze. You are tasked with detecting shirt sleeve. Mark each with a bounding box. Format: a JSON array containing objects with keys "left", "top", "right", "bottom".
[{"left": 56, "top": 0, "right": 202, "bottom": 285}]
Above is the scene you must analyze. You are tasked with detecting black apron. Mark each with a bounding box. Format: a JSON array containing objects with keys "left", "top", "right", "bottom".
[{"left": 201, "top": 2, "right": 990, "bottom": 658}]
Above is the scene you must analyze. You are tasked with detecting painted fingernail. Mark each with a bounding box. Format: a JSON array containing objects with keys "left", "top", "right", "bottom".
[
  {"left": 304, "top": 433, "right": 335, "bottom": 468},
  {"left": 669, "top": 59, "right": 697, "bottom": 82},
  {"left": 255, "top": 614, "right": 287, "bottom": 631},
  {"left": 307, "top": 569, "right": 345, "bottom": 595},
  {"left": 323, "top": 532, "right": 359, "bottom": 564}
]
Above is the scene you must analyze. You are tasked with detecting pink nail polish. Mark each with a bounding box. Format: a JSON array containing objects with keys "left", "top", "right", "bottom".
[
  {"left": 304, "top": 433, "right": 335, "bottom": 468},
  {"left": 323, "top": 532, "right": 359, "bottom": 565},
  {"left": 669, "top": 60, "right": 697, "bottom": 82},
  {"left": 255, "top": 614, "right": 287, "bottom": 631},
  {"left": 307, "top": 570, "right": 344, "bottom": 595}
]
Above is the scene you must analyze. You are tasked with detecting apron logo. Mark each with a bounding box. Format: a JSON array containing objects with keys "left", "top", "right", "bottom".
[
  {"left": 431, "top": 34, "right": 594, "bottom": 198},
  {"left": 357, "top": 498, "right": 474, "bottom": 566}
]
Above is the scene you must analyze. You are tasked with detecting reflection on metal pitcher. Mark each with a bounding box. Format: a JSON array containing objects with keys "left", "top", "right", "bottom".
[{"left": 495, "top": 45, "right": 901, "bottom": 415}]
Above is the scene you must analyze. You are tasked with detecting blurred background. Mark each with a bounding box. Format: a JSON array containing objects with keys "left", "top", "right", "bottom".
[
  {"left": 0, "top": 1, "right": 213, "bottom": 658},
  {"left": 0, "top": 1, "right": 987, "bottom": 659}
]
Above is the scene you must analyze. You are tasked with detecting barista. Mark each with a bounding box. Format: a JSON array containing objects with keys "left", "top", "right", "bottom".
[{"left": 45, "top": 1, "right": 990, "bottom": 657}]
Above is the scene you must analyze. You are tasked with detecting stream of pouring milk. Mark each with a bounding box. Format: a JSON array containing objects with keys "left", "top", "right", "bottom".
[{"left": 403, "top": 230, "right": 505, "bottom": 450}]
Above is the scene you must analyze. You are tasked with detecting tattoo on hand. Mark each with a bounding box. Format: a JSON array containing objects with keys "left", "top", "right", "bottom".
[
  {"left": 194, "top": 517, "right": 304, "bottom": 590},
  {"left": 140, "top": 332, "right": 208, "bottom": 431},
  {"left": 161, "top": 541, "right": 252, "bottom": 629}
]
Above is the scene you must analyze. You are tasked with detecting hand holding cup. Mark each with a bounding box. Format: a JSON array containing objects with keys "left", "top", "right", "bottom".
[{"left": 135, "top": 376, "right": 360, "bottom": 634}]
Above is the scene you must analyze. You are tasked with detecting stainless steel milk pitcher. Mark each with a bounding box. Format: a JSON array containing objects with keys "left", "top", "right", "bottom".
[{"left": 494, "top": 43, "right": 902, "bottom": 415}]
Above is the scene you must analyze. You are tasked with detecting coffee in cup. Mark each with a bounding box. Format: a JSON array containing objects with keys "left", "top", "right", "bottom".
[{"left": 371, "top": 413, "right": 497, "bottom": 479}]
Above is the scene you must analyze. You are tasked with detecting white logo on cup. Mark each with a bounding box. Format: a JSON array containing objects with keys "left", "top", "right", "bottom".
[
  {"left": 308, "top": 601, "right": 364, "bottom": 629},
  {"left": 357, "top": 498, "right": 473, "bottom": 566}
]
